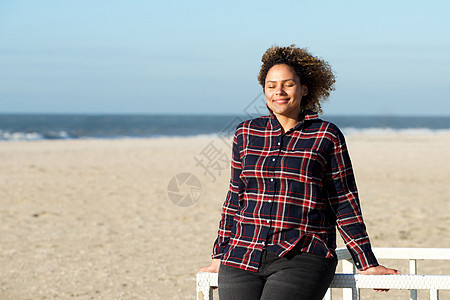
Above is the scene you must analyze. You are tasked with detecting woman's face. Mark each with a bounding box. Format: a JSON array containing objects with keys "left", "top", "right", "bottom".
[{"left": 264, "top": 64, "right": 308, "bottom": 120}]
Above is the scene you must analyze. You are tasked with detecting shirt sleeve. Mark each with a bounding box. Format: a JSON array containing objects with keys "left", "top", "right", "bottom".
[
  {"left": 212, "top": 124, "right": 244, "bottom": 259},
  {"left": 324, "top": 126, "right": 379, "bottom": 271}
]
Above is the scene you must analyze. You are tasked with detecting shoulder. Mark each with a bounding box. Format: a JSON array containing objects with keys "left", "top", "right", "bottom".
[
  {"left": 235, "top": 116, "right": 271, "bottom": 133},
  {"left": 305, "top": 116, "right": 346, "bottom": 144}
]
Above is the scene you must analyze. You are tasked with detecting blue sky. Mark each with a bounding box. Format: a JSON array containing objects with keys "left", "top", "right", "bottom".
[{"left": 0, "top": 0, "right": 449, "bottom": 115}]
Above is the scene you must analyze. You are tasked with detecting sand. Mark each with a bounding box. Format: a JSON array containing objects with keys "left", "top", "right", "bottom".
[{"left": 0, "top": 134, "right": 449, "bottom": 299}]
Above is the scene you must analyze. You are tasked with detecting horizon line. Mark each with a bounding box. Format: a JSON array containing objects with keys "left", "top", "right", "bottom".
[{"left": 0, "top": 112, "right": 449, "bottom": 118}]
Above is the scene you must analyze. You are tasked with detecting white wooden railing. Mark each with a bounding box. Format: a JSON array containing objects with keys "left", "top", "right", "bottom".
[{"left": 196, "top": 248, "right": 450, "bottom": 300}]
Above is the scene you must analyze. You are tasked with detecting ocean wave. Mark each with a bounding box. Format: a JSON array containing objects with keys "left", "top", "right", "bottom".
[
  {"left": 1, "top": 114, "right": 448, "bottom": 141},
  {"left": 0, "top": 130, "right": 224, "bottom": 141},
  {"left": 0, "top": 130, "right": 73, "bottom": 141},
  {"left": 0, "top": 128, "right": 449, "bottom": 141}
]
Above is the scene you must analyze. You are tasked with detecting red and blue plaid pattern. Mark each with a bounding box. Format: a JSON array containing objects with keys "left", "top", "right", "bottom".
[{"left": 212, "top": 111, "right": 379, "bottom": 272}]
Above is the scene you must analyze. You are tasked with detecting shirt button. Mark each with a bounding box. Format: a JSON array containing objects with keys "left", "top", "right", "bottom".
[
  {"left": 266, "top": 220, "right": 270, "bottom": 223},
  {"left": 268, "top": 200, "right": 272, "bottom": 203},
  {"left": 262, "top": 241, "right": 266, "bottom": 246},
  {"left": 272, "top": 158, "right": 276, "bottom": 162},
  {"left": 277, "top": 142, "right": 280, "bottom": 145},
  {"left": 270, "top": 178, "right": 274, "bottom": 182}
]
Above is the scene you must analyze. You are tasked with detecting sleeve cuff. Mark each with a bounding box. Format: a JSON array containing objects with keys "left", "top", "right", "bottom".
[
  {"left": 211, "top": 253, "right": 222, "bottom": 259},
  {"left": 350, "top": 249, "right": 379, "bottom": 271}
]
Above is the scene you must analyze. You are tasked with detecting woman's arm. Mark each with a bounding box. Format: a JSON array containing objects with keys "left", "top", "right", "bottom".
[
  {"left": 324, "top": 125, "right": 379, "bottom": 271},
  {"left": 211, "top": 125, "right": 244, "bottom": 258},
  {"left": 198, "top": 124, "right": 244, "bottom": 273}
]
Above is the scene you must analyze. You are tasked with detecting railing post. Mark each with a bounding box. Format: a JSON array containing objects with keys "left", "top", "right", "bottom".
[
  {"left": 323, "top": 288, "right": 332, "bottom": 300},
  {"left": 430, "top": 289, "right": 439, "bottom": 300},
  {"left": 342, "top": 259, "right": 356, "bottom": 300},
  {"left": 352, "top": 287, "right": 360, "bottom": 300},
  {"left": 409, "top": 259, "right": 417, "bottom": 300},
  {"left": 196, "top": 273, "right": 214, "bottom": 300}
]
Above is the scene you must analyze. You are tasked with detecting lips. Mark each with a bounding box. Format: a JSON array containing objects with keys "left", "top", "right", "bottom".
[{"left": 274, "top": 99, "right": 289, "bottom": 104}]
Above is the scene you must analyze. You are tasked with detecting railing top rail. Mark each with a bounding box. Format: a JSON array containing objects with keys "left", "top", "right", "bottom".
[
  {"left": 331, "top": 274, "right": 450, "bottom": 290},
  {"left": 336, "top": 247, "right": 450, "bottom": 261},
  {"left": 197, "top": 272, "right": 450, "bottom": 290}
]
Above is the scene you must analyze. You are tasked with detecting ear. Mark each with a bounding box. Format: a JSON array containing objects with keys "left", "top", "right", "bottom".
[{"left": 302, "top": 85, "right": 308, "bottom": 96}]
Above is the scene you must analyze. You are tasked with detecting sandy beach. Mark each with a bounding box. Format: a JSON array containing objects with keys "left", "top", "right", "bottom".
[{"left": 1, "top": 133, "right": 449, "bottom": 299}]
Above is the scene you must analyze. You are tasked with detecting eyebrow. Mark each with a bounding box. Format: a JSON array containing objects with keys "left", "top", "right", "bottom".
[{"left": 265, "top": 79, "right": 296, "bottom": 84}]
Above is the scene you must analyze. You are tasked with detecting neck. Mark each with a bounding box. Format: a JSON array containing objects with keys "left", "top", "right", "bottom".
[{"left": 275, "top": 114, "right": 301, "bottom": 134}]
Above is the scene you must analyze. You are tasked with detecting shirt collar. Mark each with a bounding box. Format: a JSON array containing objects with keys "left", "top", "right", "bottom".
[{"left": 268, "top": 109, "right": 319, "bottom": 132}]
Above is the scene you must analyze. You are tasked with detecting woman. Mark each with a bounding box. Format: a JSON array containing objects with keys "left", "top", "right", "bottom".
[{"left": 199, "top": 45, "right": 399, "bottom": 300}]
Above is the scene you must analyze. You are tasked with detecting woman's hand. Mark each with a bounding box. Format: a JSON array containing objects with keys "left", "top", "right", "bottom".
[
  {"left": 360, "top": 265, "right": 401, "bottom": 292},
  {"left": 198, "top": 259, "right": 221, "bottom": 273},
  {"left": 198, "top": 259, "right": 221, "bottom": 289}
]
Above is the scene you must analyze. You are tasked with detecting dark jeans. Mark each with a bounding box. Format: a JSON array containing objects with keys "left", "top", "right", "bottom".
[{"left": 218, "top": 250, "right": 337, "bottom": 300}]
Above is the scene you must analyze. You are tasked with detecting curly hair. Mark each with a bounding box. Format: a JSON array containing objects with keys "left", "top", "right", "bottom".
[{"left": 257, "top": 45, "right": 336, "bottom": 114}]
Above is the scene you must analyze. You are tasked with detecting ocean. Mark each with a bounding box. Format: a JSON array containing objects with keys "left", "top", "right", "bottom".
[{"left": 0, "top": 114, "right": 449, "bottom": 141}]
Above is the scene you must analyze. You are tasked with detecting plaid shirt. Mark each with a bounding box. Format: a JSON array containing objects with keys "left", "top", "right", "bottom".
[{"left": 212, "top": 111, "right": 379, "bottom": 272}]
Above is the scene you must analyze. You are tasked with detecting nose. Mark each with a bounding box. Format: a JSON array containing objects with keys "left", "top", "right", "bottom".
[{"left": 275, "top": 85, "right": 285, "bottom": 95}]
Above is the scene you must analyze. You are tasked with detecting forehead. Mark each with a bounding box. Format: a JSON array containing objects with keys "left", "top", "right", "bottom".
[{"left": 265, "top": 64, "right": 299, "bottom": 82}]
